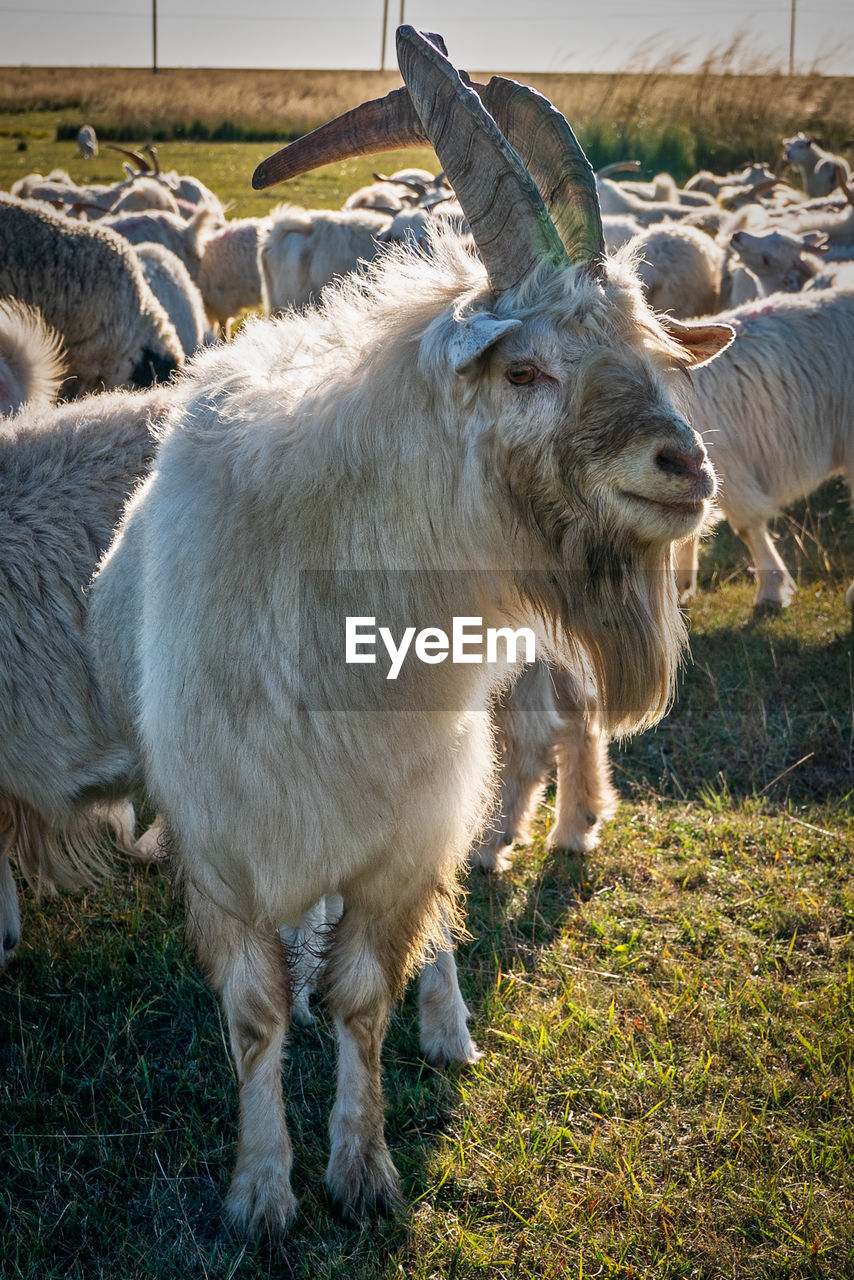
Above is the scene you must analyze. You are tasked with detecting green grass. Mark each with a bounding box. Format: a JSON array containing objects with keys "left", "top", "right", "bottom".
[
  {"left": 1, "top": 115, "right": 853, "bottom": 1277},
  {"left": 2, "top": 491, "right": 852, "bottom": 1279}
]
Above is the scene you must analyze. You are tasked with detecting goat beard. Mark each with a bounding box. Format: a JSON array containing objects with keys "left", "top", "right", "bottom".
[{"left": 516, "top": 530, "right": 686, "bottom": 738}]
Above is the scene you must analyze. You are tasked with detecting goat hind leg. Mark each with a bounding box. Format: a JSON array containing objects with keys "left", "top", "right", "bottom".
[
  {"left": 184, "top": 879, "right": 296, "bottom": 1238},
  {"left": 548, "top": 700, "right": 617, "bottom": 855},
  {"left": 419, "top": 927, "right": 481, "bottom": 1068}
]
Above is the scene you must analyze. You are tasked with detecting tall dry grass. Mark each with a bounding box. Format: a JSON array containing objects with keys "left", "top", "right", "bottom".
[{"left": 1, "top": 44, "right": 852, "bottom": 178}]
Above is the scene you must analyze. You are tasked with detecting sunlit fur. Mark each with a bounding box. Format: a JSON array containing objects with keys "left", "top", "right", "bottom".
[
  {"left": 89, "top": 230, "right": 717, "bottom": 1237},
  {"left": 0, "top": 298, "right": 67, "bottom": 414},
  {"left": 0, "top": 388, "right": 170, "bottom": 970}
]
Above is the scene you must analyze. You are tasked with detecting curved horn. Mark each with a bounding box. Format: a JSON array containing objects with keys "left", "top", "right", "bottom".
[
  {"left": 836, "top": 162, "right": 854, "bottom": 209},
  {"left": 395, "top": 26, "right": 568, "bottom": 293},
  {"left": 373, "top": 171, "right": 429, "bottom": 194},
  {"left": 253, "top": 86, "right": 429, "bottom": 189},
  {"left": 252, "top": 36, "right": 602, "bottom": 274},
  {"left": 143, "top": 145, "right": 161, "bottom": 176},
  {"left": 596, "top": 160, "right": 642, "bottom": 179},
  {"left": 107, "top": 143, "right": 151, "bottom": 172},
  {"left": 477, "top": 75, "right": 604, "bottom": 273}
]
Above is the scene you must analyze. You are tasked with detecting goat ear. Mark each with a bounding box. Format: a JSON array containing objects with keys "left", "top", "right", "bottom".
[
  {"left": 449, "top": 314, "right": 522, "bottom": 373},
  {"left": 657, "top": 316, "right": 736, "bottom": 369}
]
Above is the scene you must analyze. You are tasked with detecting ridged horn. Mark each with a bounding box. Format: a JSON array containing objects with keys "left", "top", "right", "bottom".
[
  {"left": 478, "top": 75, "right": 604, "bottom": 274},
  {"left": 252, "top": 43, "right": 603, "bottom": 275},
  {"left": 252, "top": 32, "right": 448, "bottom": 191},
  {"left": 395, "top": 27, "right": 568, "bottom": 293}
]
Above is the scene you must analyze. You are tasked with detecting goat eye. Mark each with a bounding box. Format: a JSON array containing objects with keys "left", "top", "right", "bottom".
[{"left": 505, "top": 364, "right": 538, "bottom": 386}]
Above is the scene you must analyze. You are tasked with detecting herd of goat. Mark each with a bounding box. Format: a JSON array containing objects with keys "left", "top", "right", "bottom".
[{"left": 1, "top": 27, "right": 852, "bottom": 1239}]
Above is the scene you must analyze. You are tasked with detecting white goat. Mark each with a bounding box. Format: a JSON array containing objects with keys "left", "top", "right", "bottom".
[
  {"left": 784, "top": 133, "right": 852, "bottom": 198},
  {"left": 728, "top": 227, "right": 828, "bottom": 295},
  {"left": 76, "top": 125, "right": 98, "bottom": 159},
  {"left": 89, "top": 29, "right": 732, "bottom": 1238},
  {"left": 674, "top": 289, "right": 854, "bottom": 609},
  {"left": 258, "top": 204, "right": 391, "bottom": 313},
  {"left": 468, "top": 662, "right": 616, "bottom": 872},
  {"left": 0, "top": 386, "right": 171, "bottom": 969},
  {"left": 0, "top": 299, "right": 67, "bottom": 414},
  {"left": 105, "top": 204, "right": 223, "bottom": 284},
  {"left": 196, "top": 216, "right": 269, "bottom": 333}
]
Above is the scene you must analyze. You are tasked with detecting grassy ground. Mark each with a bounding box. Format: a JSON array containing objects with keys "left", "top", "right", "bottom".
[
  {"left": 2, "top": 518, "right": 853, "bottom": 1279},
  {"left": 0, "top": 105, "right": 853, "bottom": 1277}
]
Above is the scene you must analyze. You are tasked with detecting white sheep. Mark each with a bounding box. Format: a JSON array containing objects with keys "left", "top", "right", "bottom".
[
  {"left": 258, "top": 203, "right": 391, "bottom": 313},
  {"left": 0, "top": 298, "right": 67, "bottom": 414},
  {"left": 89, "top": 28, "right": 732, "bottom": 1238},
  {"left": 196, "top": 216, "right": 270, "bottom": 333},
  {"left": 0, "top": 386, "right": 171, "bottom": 969},
  {"left": 0, "top": 195, "right": 183, "bottom": 397},
  {"left": 784, "top": 133, "right": 852, "bottom": 198},
  {"left": 631, "top": 223, "right": 725, "bottom": 319},
  {"left": 135, "top": 243, "right": 216, "bottom": 357},
  {"left": 76, "top": 125, "right": 98, "bottom": 159},
  {"left": 674, "top": 288, "right": 854, "bottom": 609}
]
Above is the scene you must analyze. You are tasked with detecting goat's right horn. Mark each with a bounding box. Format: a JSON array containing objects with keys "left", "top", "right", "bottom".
[{"left": 396, "top": 26, "right": 569, "bottom": 293}]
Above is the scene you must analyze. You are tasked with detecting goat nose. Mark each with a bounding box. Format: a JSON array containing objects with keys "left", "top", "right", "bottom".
[{"left": 655, "top": 447, "right": 715, "bottom": 497}]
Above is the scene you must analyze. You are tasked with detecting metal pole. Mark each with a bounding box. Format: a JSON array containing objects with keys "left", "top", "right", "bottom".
[
  {"left": 152, "top": 0, "right": 158, "bottom": 74},
  {"left": 788, "top": 0, "right": 796, "bottom": 76},
  {"left": 399, "top": 1, "right": 405, "bottom": 26},
  {"left": 380, "top": 0, "right": 389, "bottom": 70}
]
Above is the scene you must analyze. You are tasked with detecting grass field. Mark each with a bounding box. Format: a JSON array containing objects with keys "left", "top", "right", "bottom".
[{"left": 0, "top": 95, "right": 853, "bottom": 1278}]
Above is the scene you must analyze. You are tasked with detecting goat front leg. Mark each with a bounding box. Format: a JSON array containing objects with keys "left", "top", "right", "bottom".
[
  {"left": 183, "top": 877, "right": 296, "bottom": 1238},
  {"left": 548, "top": 700, "right": 617, "bottom": 854},
  {"left": 0, "top": 848, "right": 21, "bottom": 968},
  {"left": 674, "top": 533, "right": 699, "bottom": 602},
  {"left": 323, "top": 884, "right": 448, "bottom": 1219},
  {"left": 741, "top": 520, "right": 796, "bottom": 609}
]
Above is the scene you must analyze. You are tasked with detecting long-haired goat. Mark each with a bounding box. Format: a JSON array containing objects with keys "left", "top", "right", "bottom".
[{"left": 88, "top": 29, "right": 733, "bottom": 1238}]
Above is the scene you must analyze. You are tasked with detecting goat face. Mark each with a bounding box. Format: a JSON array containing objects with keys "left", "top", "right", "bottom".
[{"left": 426, "top": 264, "right": 722, "bottom": 556}]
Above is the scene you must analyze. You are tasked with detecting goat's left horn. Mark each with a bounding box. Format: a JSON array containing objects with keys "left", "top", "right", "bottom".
[
  {"left": 107, "top": 143, "right": 151, "bottom": 172},
  {"left": 477, "top": 75, "right": 605, "bottom": 275},
  {"left": 396, "top": 26, "right": 569, "bottom": 293}
]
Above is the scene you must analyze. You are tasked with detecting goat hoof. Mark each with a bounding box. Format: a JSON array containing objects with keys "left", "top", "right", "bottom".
[
  {"left": 467, "top": 842, "right": 513, "bottom": 873},
  {"left": 326, "top": 1141, "right": 402, "bottom": 1221},
  {"left": 224, "top": 1162, "right": 298, "bottom": 1239},
  {"left": 1, "top": 930, "right": 20, "bottom": 966},
  {"left": 420, "top": 1023, "right": 482, "bottom": 1069}
]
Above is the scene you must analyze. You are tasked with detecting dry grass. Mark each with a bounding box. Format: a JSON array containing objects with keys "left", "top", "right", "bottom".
[{"left": 1, "top": 59, "right": 852, "bottom": 179}]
